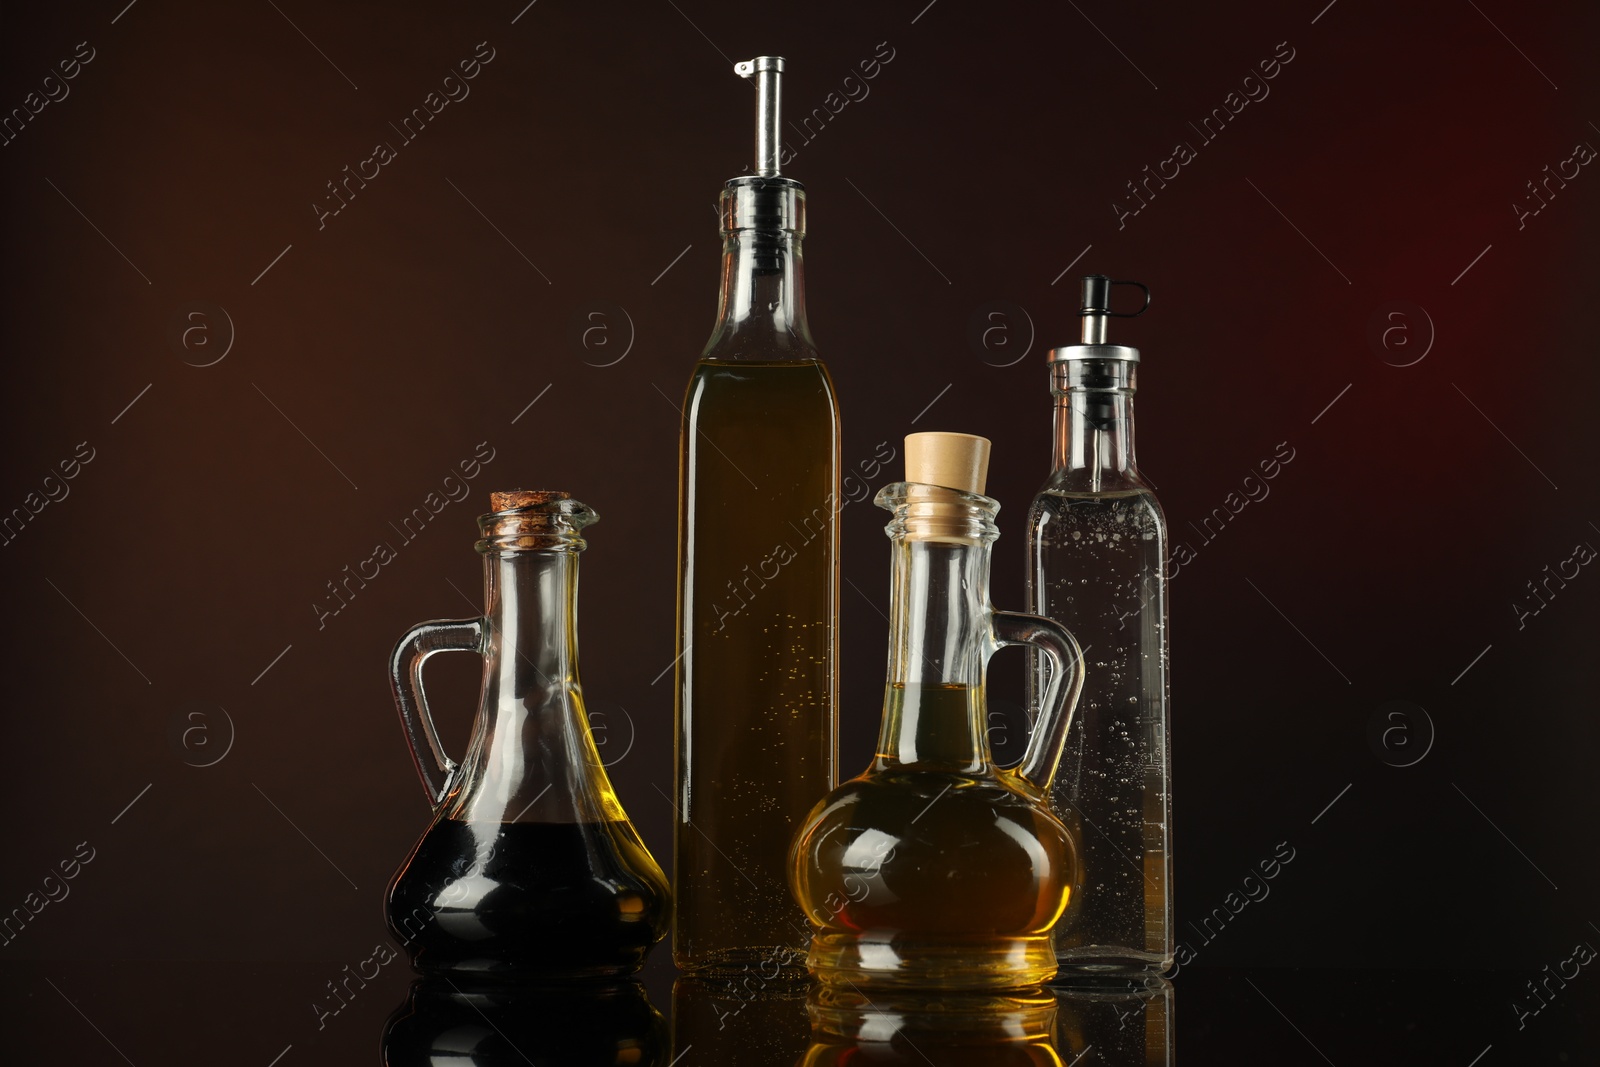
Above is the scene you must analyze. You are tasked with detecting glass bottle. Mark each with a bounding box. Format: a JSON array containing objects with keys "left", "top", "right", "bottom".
[
  {"left": 674, "top": 56, "right": 840, "bottom": 974},
  {"left": 385, "top": 491, "right": 669, "bottom": 978},
  {"left": 790, "top": 433, "right": 1085, "bottom": 992},
  {"left": 1025, "top": 275, "right": 1173, "bottom": 973}
]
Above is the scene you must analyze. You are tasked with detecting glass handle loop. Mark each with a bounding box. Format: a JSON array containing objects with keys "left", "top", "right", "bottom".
[
  {"left": 389, "top": 618, "right": 483, "bottom": 808},
  {"left": 991, "top": 610, "right": 1085, "bottom": 795}
]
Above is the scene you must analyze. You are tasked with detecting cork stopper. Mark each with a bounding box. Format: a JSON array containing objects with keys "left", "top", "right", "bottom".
[
  {"left": 895, "top": 432, "right": 996, "bottom": 545},
  {"left": 477, "top": 490, "right": 594, "bottom": 554},
  {"left": 904, "top": 432, "right": 991, "bottom": 494},
  {"left": 491, "top": 490, "right": 570, "bottom": 511}
]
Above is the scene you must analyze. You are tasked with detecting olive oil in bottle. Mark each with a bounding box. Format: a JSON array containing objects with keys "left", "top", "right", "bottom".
[
  {"left": 673, "top": 56, "right": 840, "bottom": 974},
  {"left": 790, "top": 434, "right": 1086, "bottom": 992}
]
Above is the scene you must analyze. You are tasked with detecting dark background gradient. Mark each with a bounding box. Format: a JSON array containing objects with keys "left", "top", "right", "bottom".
[{"left": 2, "top": 0, "right": 1596, "bottom": 1062}]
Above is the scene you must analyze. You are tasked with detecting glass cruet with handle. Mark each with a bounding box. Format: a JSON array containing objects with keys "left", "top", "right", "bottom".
[
  {"left": 790, "top": 433, "right": 1087, "bottom": 992},
  {"left": 384, "top": 490, "right": 669, "bottom": 979}
]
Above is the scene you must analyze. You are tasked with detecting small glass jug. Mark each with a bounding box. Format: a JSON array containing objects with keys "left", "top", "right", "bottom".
[
  {"left": 790, "top": 434, "right": 1086, "bottom": 991},
  {"left": 384, "top": 491, "right": 669, "bottom": 979}
]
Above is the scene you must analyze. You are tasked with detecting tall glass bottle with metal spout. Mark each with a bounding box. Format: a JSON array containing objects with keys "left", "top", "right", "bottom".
[
  {"left": 1026, "top": 275, "right": 1172, "bottom": 973},
  {"left": 673, "top": 55, "right": 840, "bottom": 974}
]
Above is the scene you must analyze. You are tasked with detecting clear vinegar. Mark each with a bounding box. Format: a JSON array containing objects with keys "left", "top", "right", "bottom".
[{"left": 1029, "top": 488, "right": 1170, "bottom": 969}]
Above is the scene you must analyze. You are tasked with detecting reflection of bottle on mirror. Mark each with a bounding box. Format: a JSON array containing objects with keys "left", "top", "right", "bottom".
[{"left": 382, "top": 978, "right": 666, "bottom": 1067}]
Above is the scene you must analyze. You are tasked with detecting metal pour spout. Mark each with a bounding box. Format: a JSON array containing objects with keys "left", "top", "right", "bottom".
[
  {"left": 1080, "top": 275, "right": 1113, "bottom": 345},
  {"left": 1075, "top": 274, "right": 1152, "bottom": 346},
  {"left": 734, "top": 56, "right": 784, "bottom": 177}
]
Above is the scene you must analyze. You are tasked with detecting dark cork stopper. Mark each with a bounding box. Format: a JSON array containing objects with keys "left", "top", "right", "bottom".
[{"left": 490, "top": 490, "right": 570, "bottom": 511}]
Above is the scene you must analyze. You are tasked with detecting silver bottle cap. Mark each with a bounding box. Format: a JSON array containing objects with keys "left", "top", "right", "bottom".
[
  {"left": 1047, "top": 274, "right": 1150, "bottom": 363},
  {"left": 725, "top": 57, "right": 804, "bottom": 257},
  {"left": 734, "top": 56, "right": 785, "bottom": 178}
]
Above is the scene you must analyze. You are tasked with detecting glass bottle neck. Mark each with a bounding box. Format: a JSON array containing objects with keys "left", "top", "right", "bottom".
[
  {"left": 446, "top": 548, "right": 618, "bottom": 825},
  {"left": 1051, "top": 359, "right": 1140, "bottom": 493},
  {"left": 483, "top": 550, "right": 577, "bottom": 699},
  {"left": 875, "top": 536, "right": 993, "bottom": 772},
  {"left": 703, "top": 229, "right": 815, "bottom": 359}
]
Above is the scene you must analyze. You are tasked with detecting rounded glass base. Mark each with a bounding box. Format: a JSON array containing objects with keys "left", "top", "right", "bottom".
[{"left": 808, "top": 932, "right": 1057, "bottom": 991}]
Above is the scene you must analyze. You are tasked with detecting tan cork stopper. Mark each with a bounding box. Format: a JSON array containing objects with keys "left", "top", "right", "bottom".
[
  {"left": 904, "top": 432, "right": 990, "bottom": 494},
  {"left": 490, "top": 490, "right": 570, "bottom": 511}
]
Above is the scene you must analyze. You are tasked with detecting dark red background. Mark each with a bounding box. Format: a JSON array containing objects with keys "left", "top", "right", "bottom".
[{"left": 2, "top": 0, "right": 1596, "bottom": 1062}]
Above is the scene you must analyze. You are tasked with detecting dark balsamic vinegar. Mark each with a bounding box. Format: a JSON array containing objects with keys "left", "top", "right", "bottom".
[
  {"left": 386, "top": 818, "right": 669, "bottom": 979},
  {"left": 382, "top": 977, "right": 666, "bottom": 1067}
]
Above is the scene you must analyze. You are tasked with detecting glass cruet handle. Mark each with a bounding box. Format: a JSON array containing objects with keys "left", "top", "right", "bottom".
[
  {"left": 388, "top": 618, "right": 483, "bottom": 808},
  {"left": 991, "top": 610, "right": 1086, "bottom": 795}
]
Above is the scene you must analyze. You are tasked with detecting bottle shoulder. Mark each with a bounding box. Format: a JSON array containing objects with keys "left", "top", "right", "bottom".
[
  {"left": 1028, "top": 479, "right": 1166, "bottom": 525},
  {"left": 700, "top": 330, "right": 821, "bottom": 364},
  {"left": 1035, "top": 467, "right": 1161, "bottom": 499},
  {"left": 683, "top": 357, "right": 840, "bottom": 416},
  {"left": 810, "top": 767, "right": 1051, "bottom": 819},
  {"left": 694, "top": 353, "right": 831, "bottom": 371}
]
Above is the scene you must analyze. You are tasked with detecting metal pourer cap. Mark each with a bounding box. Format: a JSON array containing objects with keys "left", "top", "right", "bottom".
[
  {"left": 1047, "top": 274, "right": 1151, "bottom": 364},
  {"left": 734, "top": 56, "right": 785, "bottom": 177},
  {"left": 724, "top": 56, "right": 804, "bottom": 248}
]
